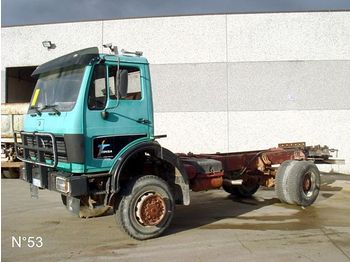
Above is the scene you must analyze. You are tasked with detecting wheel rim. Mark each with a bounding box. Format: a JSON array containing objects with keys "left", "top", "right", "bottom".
[
  {"left": 135, "top": 192, "right": 166, "bottom": 226},
  {"left": 302, "top": 171, "right": 316, "bottom": 198}
]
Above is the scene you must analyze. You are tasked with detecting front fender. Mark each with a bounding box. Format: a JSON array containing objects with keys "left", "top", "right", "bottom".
[{"left": 107, "top": 140, "right": 190, "bottom": 205}]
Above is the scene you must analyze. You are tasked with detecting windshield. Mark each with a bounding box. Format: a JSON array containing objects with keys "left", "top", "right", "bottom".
[{"left": 29, "top": 65, "right": 86, "bottom": 113}]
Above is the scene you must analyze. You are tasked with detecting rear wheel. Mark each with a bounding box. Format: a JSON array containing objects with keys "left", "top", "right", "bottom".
[
  {"left": 223, "top": 182, "right": 260, "bottom": 197},
  {"left": 275, "top": 161, "right": 320, "bottom": 206},
  {"left": 275, "top": 160, "right": 294, "bottom": 204},
  {"left": 287, "top": 161, "right": 320, "bottom": 206},
  {"left": 115, "top": 175, "right": 174, "bottom": 240}
]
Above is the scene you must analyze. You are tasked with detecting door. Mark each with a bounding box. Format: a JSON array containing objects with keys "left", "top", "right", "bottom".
[{"left": 84, "top": 63, "right": 150, "bottom": 172}]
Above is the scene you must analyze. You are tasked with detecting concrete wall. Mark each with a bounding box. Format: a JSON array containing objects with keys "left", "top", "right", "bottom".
[{"left": 2, "top": 11, "right": 350, "bottom": 173}]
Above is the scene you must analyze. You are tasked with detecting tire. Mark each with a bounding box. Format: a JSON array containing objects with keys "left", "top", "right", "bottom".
[
  {"left": 275, "top": 160, "right": 320, "bottom": 206},
  {"left": 115, "top": 175, "right": 175, "bottom": 240},
  {"left": 287, "top": 161, "right": 320, "bottom": 206},
  {"left": 275, "top": 160, "right": 295, "bottom": 204},
  {"left": 223, "top": 183, "right": 260, "bottom": 197}
]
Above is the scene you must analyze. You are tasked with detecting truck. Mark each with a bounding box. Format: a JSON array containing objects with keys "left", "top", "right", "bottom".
[
  {"left": 13, "top": 47, "right": 343, "bottom": 240},
  {"left": 1, "top": 103, "right": 28, "bottom": 178}
]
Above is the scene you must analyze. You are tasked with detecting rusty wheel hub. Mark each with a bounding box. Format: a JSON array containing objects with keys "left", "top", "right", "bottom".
[
  {"left": 303, "top": 174, "right": 312, "bottom": 193},
  {"left": 302, "top": 172, "right": 316, "bottom": 198},
  {"left": 136, "top": 193, "right": 166, "bottom": 226}
]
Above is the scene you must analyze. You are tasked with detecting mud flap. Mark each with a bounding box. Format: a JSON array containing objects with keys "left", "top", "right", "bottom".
[
  {"left": 66, "top": 196, "right": 80, "bottom": 215},
  {"left": 175, "top": 168, "right": 190, "bottom": 205},
  {"left": 79, "top": 206, "right": 111, "bottom": 218},
  {"left": 30, "top": 184, "right": 39, "bottom": 199}
]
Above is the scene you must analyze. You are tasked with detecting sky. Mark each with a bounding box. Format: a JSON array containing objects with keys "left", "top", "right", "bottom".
[{"left": 2, "top": 0, "right": 350, "bottom": 27}]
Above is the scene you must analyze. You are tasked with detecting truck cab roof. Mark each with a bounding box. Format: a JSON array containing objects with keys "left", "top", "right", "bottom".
[
  {"left": 102, "top": 53, "right": 149, "bottom": 65},
  {"left": 32, "top": 47, "right": 148, "bottom": 76}
]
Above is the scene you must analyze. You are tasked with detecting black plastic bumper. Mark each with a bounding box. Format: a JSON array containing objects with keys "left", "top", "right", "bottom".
[{"left": 22, "top": 163, "right": 88, "bottom": 197}]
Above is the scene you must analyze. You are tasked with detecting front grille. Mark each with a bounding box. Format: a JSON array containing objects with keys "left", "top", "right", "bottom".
[
  {"left": 56, "top": 136, "right": 68, "bottom": 162},
  {"left": 14, "top": 132, "right": 67, "bottom": 168}
]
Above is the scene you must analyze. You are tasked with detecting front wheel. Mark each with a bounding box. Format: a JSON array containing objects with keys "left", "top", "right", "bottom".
[{"left": 115, "top": 175, "right": 175, "bottom": 240}]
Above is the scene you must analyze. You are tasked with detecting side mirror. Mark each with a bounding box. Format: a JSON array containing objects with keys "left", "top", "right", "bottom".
[{"left": 115, "top": 69, "right": 128, "bottom": 98}]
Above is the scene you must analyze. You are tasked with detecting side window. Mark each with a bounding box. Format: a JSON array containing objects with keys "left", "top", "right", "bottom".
[
  {"left": 88, "top": 65, "right": 106, "bottom": 110},
  {"left": 108, "top": 66, "right": 142, "bottom": 100}
]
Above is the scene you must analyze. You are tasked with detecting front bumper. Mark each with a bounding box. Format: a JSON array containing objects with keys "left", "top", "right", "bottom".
[{"left": 21, "top": 163, "right": 88, "bottom": 197}]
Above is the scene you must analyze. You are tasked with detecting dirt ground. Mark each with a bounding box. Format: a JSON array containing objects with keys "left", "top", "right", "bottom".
[{"left": 2, "top": 174, "right": 350, "bottom": 262}]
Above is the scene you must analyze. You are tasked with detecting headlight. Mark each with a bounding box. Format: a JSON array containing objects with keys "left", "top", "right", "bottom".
[{"left": 56, "top": 177, "right": 70, "bottom": 193}]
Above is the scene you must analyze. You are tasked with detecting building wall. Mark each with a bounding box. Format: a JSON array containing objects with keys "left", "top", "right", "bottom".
[{"left": 2, "top": 12, "right": 350, "bottom": 173}]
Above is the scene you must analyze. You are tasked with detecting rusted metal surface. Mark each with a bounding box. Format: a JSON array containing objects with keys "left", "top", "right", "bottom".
[
  {"left": 190, "top": 173, "right": 223, "bottom": 192},
  {"left": 194, "top": 148, "right": 305, "bottom": 174},
  {"left": 279, "top": 142, "right": 339, "bottom": 160},
  {"left": 183, "top": 162, "right": 224, "bottom": 191},
  {"left": 183, "top": 164, "right": 197, "bottom": 180},
  {"left": 181, "top": 157, "right": 224, "bottom": 191},
  {"left": 178, "top": 142, "right": 342, "bottom": 192},
  {"left": 259, "top": 176, "right": 275, "bottom": 187},
  {"left": 278, "top": 142, "right": 306, "bottom": 149},
  {"left": 305, "top": 144, "right": 337, "bottom": 159},
  {"left": 136, "top": 193, "right": 166, "bottom": 226},
  {"left": 303, "top": 174, "right": 311, "bottom": 193}
]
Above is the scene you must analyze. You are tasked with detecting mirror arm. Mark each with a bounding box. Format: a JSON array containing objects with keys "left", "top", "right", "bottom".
[
  {"left": 102, "top": 55, "right": 121, "bottom": 117},
  {"left": 116, "top": 55, "right": 120, "bottom": 100},
  {"left": 101, "top": 110, "right": 109, "bottom": 119},
  {"left": 102, "top": 55, "right": 129, "bottom": 119}
]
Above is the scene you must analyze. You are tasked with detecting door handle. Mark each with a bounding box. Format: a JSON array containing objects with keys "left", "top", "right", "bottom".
[{"left": 137, "top": 118, "right": 150, "bottom": 124}]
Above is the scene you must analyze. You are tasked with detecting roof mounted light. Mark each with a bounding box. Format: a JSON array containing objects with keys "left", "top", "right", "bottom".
[
  {"left": 121, "top": 49, "right": 143, "bottom": 56},
  {"left": 42, "top": 40, "right": 56, "bottom": 50}
]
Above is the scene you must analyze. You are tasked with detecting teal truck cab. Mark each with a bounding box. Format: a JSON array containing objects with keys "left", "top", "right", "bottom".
[
  {"left": 15, "top": 47, "right": 190, "bottom": 240},
  {"left": 14, "top": 47, "right": 342, "bottom": 240}
]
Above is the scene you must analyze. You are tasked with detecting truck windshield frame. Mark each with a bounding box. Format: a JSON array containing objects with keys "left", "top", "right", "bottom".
[{"left": 28, "top": 65, "right": 86, "bottom": 113}]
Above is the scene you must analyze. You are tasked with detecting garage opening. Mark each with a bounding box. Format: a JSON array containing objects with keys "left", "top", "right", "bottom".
[{"left": 6, "top": 66, "right": 37, "bottom": 103}]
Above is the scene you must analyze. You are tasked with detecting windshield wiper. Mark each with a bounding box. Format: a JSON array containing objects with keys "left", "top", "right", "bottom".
[
  {"left": 29, "top": 106, "right": 42, "bottom": 116},
  {"left": 41, "top": 104, "right": 61, "bottom": 115}
]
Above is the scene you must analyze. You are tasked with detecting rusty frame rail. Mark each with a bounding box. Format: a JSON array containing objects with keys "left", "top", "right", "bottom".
[{"left": 178, "top": 142, "right": 343, "bottom": 190}]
